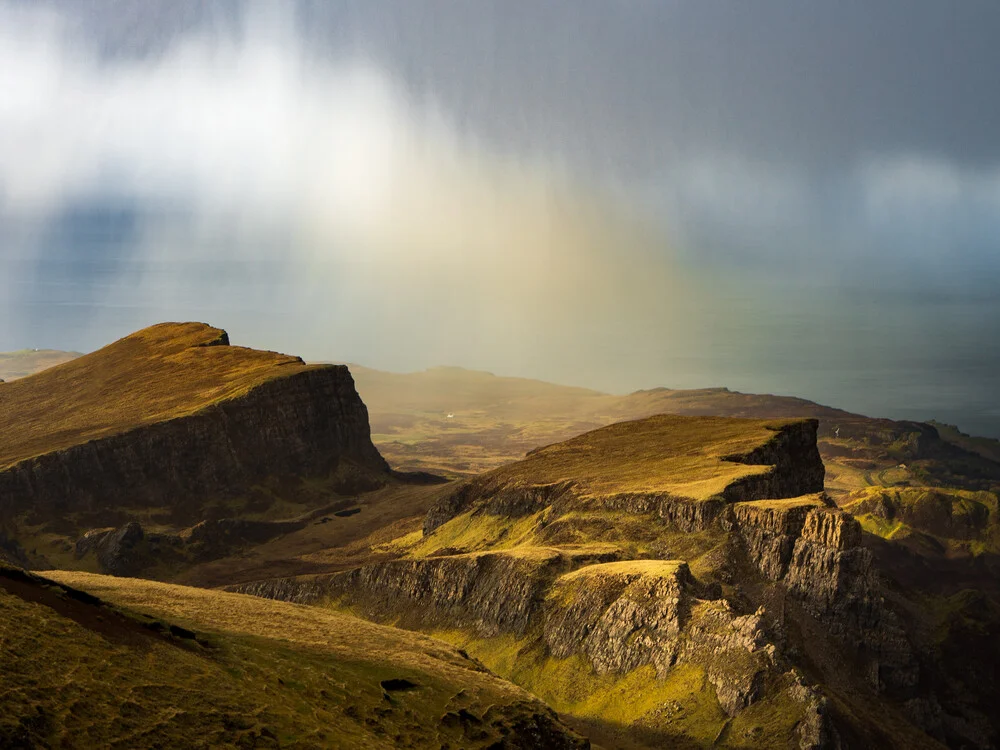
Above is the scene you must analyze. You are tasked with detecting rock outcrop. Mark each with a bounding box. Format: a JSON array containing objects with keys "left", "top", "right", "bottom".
[
  {"left": 0, "top": 323, "right": 389, "bottom": 531},
  {"left": 425, "top": 417, "right": 825, "bottom": 535},
  {"left": 730, "top": 499, "right": 919, "bottom": 696},
  {"left": 232, "top": 414, "right": 933, "bottom": 746},
  {"left": 74, "top": 517, "right": 306, "bottom": 576},
  {"left": 75, "top": 522, "right": 148, "bottom": 576},
  {"left": 542, "top": 560, "right": 693, "bottom": 676}
]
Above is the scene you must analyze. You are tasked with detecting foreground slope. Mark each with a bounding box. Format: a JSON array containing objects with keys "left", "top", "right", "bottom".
[
  {"left": 0, "top": 323, "right": 389, "bottom": 572},
  {"left": 1, "top": 563, "right": 586, "bottom": 749}
]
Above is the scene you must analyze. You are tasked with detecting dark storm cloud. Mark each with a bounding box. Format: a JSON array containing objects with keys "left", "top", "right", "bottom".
[
  {"left": 43, "top": 0, "right": 1000, "bottom": 174},
  {"left": 3, "top": 1, "right": 999, "bottom": 436}
]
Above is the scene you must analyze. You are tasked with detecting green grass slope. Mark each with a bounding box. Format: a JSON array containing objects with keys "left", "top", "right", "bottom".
[{"left": 1, "top": 563, "right": 586, "bottom": 749}]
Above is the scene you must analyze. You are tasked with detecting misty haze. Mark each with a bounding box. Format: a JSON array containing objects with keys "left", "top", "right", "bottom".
[{"left": 2, "top": 3, "right": 1000, "bottom": 750}]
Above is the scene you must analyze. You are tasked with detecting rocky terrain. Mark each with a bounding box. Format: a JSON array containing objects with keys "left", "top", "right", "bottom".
[
  {"left": 228, "top": 414, "right": 951, "bottom": 748},
  {"left": 4, "top": 328, "right": 999, "bottom": 748},
  {"left": 0, "top": 323, "right": 391, "bottom": 573}
]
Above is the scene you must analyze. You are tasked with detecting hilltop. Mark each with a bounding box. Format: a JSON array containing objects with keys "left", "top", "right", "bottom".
[
  {"left": 345, "top": 366, "right": 1000, "bottom": 508},
  {"left": 13, "top": 352, "right": 997, "bottom": 500},
  {"left": 225, "top": 399, "right": 999, "bottom": 748},
  {"left": 4, "top": 333, "right": 999, "bottom": 747},
  {"left": 0, "top": 323, "right": 390, "bottom": 574},
  {"left": 231, "top": 414, "right": 949, "bottom": 748},
  {"left": 1, "top": 562, "right": 585, "bottom": 748},
  {"left": 0, "top": 323, "right": 318, "bottom": 468}
]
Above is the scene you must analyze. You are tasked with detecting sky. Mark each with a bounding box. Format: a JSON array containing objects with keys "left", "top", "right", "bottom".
[{"left": 1, "top": 1, "right": 999, "bottom": 436}]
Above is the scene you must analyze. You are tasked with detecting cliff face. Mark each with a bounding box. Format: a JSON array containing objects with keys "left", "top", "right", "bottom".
[
  {"left": 425, "top": 418, "right": 825, "bottom": 535},
  {"left": 1, "top": 367, "right": 386, "bottom": 523},
  {"left": 0, "top": 324, "right": 389, "bottom": 553},
  {"left": 231, "top": 415, "right": 937, "bottom": 747},
  {"left": 731, "top": 500, "right": 918, "bottom": 695},
  {"left": 236, "top": 552, "right": 831, "bottom": 741}
]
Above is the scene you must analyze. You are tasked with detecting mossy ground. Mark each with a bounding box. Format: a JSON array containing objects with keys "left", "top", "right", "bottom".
[
  {"left": 427, "top": 629, "right": 807, "bottom": 750},
  {"left": 846, "top": 486, "right": 999, "bottom": 554},
  {"left": 9, "top": 569, "right": 569, "bottom": 749}
]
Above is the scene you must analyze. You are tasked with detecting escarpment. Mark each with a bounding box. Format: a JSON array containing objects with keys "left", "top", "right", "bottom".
[
  {"left": 425, "top": 415, "right": 825, "bottom": 534},
  {"left": 0, "top": 366, "right": 386, "bottom": 520},
  {"left": 730, "top": 499, "right": 918, "bottom": 696},
  {"left": 0, "top": 323, "right": 389, "bottom": 556},
  {"left": 234, "top": 415, "right": 948, "bottom": 746}
]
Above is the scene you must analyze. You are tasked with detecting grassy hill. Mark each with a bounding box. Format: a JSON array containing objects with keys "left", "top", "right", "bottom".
[
  {"left": 0, "top": 323, "right": 317, "bottom": 469},
  {"left": 344, "top": 366, "right": 1000, "bottom": 506},
  {"left": 232, "top": 414, "right": 952, "bottom": 749},
  {"left": 449, "top": 415, "right": 806, "bottom": 502},
  {"left": 346, "top": 365, "right": 853, "bottom": 477},
  {"left": 1, "top": 563, "right": 585, "bottom": 749},
  {"left": 0, "top": 323, "right": 390, "bottom": 577}
]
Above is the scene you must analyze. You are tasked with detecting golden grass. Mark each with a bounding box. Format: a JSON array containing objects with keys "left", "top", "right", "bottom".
[
  {"left": 5, "top": 569, "right": 572, "bottom": 748},
  {"left": 346, "top": 365, "right": 850, "bottom": 477},
  {"left": 409, "top": 509, "right": 545, "bottom": 556},
  {"left": 477, "top": 415, "right": 801, "bottom": 501},
  {"left": 737, "top": 494, "right": 827, "bottom": 510},
  {"left": 47, "top": 571, "right": 481, "bottom": 674},
  {"left": 554, "top": 558, "right": 684, "bottom": 582},
  {"left": 0, "top": 322, "right": 320, "bottom": 468}
]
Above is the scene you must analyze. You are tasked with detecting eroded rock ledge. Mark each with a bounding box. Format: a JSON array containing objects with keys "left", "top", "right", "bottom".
[
  {"left": 0, "top": 344, "right": 388, "bottom": 527},
  {"left": 233, "top": 415, "right": 924, "bottom": 747},
  {"left": 424, "top": 418, "right": 825, "bottom": 535}
]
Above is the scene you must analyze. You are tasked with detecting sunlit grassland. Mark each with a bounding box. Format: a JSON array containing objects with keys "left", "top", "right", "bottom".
[
  {"left": 0, "top": 322, "right": 319, "bottom": 469},
  {"left": 29, "top": 570, "right": 556, "bottom": 748},
  {"left": 466, "top": 415, "right": 795, "bottom": 501}
]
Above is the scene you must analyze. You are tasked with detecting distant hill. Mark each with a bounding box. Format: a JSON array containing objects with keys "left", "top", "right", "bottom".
[
  {"left": 346, "top": 364, "right": 850, "bottom": 476},
  {"left": 346, "top": 365, "right": 1000, "bottom": 501},
  {"left": 0, "top": 348, "right": 80, "bottom": 381}
]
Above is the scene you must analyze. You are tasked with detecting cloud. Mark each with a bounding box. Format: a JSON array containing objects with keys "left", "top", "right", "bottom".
[
  {"left": 1, "top": 1, "right": 998, "bottom": 436},
  {"left": 0, "top": 2, "right": 676, "bottom": 370}
]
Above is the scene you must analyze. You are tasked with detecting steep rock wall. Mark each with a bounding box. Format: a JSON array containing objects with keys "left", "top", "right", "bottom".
[
  {"left": 0, "top": 366, "right": 387, "bottom": 523},
  {"left": 425, "top": 419, "right": 825, "bottom": 535},
  {"left": 731, "top": 502, "right": 918, "bottom": 695}
]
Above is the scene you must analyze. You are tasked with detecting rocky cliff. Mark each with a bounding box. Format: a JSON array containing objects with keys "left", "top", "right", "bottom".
[
  {"left": 0, "top": 323, "right": 389, "bottom": 552},
  {"left": 425, "top": 416, "right": 825, "bottom": 534},
  {"left": 232, "top": 414, "right": 944, "bottom": 748}
]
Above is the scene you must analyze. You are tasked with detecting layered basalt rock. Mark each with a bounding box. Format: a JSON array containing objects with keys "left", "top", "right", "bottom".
[
  {"left": 730, "top": 499, "right": 918, "bottom": 695},
  {"left": 236, "top": 546, "right": 623, "bottom": 635},
  {"left": 75, "top": 517, "right": 306, "bottom": 576},
  {"left": 234, "top": 414, "right": 932, "bottom": 746},
  {"left": 0, "top": 324, "right": 388, "bottom": 531},
  {"left": 542, "top": 561, "right": 694, "bottom": 675},
  {"left": 541, "top": 560, "right": 783, "bottom": 716},
  {"left": 425, "top": 417, "right": 825, "bottom": 535}
]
